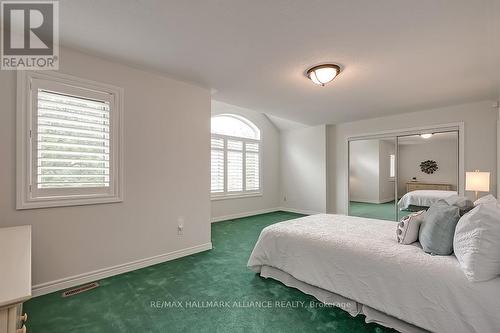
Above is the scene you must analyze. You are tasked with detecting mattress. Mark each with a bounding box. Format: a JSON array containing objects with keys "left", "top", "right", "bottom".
[
  {"left": 397, "top": 190, "right": 457, "bottom": 210},
  {"left": 247, "top": 214, "right": 500, "bottom": 333}
]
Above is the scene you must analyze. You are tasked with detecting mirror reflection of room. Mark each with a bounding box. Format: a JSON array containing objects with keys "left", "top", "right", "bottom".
[
  {"left": 349, "top": 138, "right": 397, "bottom": 221},
  {"left": 397, "top": 131, "right": 459, "bottom": 220}
]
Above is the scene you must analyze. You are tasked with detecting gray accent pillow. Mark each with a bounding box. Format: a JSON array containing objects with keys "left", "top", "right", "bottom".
[{"left": 419, "top": 200, "right": 460, "bottom": 255}]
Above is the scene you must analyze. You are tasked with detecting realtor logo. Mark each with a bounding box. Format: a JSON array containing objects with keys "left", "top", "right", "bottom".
[{"left": 1, "top": 1, "right": 59, "bottom": 70}]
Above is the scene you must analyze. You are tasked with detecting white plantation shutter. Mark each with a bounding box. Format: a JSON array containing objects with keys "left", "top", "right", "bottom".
[
  {"left": 211, "top": 138, "right": 224, "bottom": 193},
  {"left": 17, "top": 71, "right": 123, "bottom": 209},
  {"left": 227, "top": 140, "right": 243, "bottom": 192},
  {"left": 245, "top": 142, "right": 259, "bottom": 191},
  {"left": 36, "top": 90, "right": 110, "bottom": 189},
  {"left": 227, "top": 151, "right": 243, "bottom": 192}
]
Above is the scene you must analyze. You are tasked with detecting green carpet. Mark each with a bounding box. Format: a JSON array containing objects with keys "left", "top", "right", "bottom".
[
  {"left": 349, "top": 201, "right": 412, "bottom": 221},
  {"left": 24, "top": 211, "right": 395, "bottom": 333}
]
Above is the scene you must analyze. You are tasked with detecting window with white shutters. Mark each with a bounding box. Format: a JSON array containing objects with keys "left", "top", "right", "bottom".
[
  {"left": 37, "top": 90, "right": 110, "bottom": 189},
  {"left": 210, "top": 114, "right": 261, "bottom": 198},
  {"left": 17, "top": 71, "right": 123, "bottom": 209}
]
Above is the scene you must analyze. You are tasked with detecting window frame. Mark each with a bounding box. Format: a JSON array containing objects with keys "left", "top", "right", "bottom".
[
  {"left": 17, "top": 71, "right": 124, "bottom": 209},
  {"left": 389, "top": 154, "right": 396, "bottom": 179},
  {"left": 210, "top": 115, "right": 263, "bottom": 200}
]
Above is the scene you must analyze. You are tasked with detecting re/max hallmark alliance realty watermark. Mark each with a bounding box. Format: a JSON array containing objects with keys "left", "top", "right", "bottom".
[
  {"left": 150, "top": 299, "right": 353, "bottom": 311},
  {"left": 1, "top": 0, "right": 59, "bottom": 70}
]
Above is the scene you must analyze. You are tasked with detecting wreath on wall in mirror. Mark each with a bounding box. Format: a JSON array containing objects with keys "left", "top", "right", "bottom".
[{"left": 420, "top": 160, "right": 438, "bottom": 174}]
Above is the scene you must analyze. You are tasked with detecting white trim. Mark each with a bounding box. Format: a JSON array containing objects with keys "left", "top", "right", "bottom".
[
  {"left": 277, "top": 207, "right": 323, "bottom": 215},
  {"left": 211, "top": 207, "right": 278, "bottom": 223},
  {"left": 349, "top": 198, "right": 395, "bottom": 205},
  {"left": 379, "top": 196, "right": 396, "bottom": 204},
  {"left": 345, "top": 122, "right": 465, "bottom": 215},
  {"left": 210, "top": 207, "right": 321, "bottom": 223},
  {"left": 345, "top": 122, "right": 463, "bottom": 141},
  {"left": 211, "top": 192, "right": 262, "bottom": 201},
  {"left": 16, "top": 70, "right": 124, "bottom": 209},
  {"left": 32, "top": 242, "right": 212, "bottom": 297},
  {"left": 497, "top": 102, "right": 500, "bottom": 197}
]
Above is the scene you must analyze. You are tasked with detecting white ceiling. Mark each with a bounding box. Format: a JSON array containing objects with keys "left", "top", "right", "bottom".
[
  {"left": 265, "top": 114, "right": 308, "bottom": 132},
  {"left": 60, "top": 0, "right": 500, "bottom": 125}
]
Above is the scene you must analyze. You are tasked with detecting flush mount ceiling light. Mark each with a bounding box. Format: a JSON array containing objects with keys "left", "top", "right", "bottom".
[
  {"left": 420, "top": 133, "right": 433, "bottom": 139},
  {"left": 306, "top": 64, "right": 341, "bottom": 86}
]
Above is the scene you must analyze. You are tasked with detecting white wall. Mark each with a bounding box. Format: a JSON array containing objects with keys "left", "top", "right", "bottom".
[
  {"left": 497, "top": 97, "right": 500, "bottom": 197},
  {"left": 210, "top": 101, "right": 280, "bottom": 221},
  {"left": 349, "top": 140, "right": 380, "bottom": 203},
  {"left": 349, "top": 139, "right": 396, "bottom": 203},
  {"left": 378, "top": 140, "right": 396, "bottom": 202},
  {"left": 280, "top": 125, "right": 327, "bottom": 214},
  {"left": 328, "top": 100, "right": 497, "bottom": 214},
  {"left": 398, "top": 135, "right": 458, "bottom": 195},
  {"left": 0, "top": 48, "right": 211, "bottom": 293}
]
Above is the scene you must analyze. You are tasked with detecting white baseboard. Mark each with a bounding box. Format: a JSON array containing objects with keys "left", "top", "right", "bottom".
[
  {"left": 211, "top": 206, "right": 321, "bottom": 224},
  {"left": 211, "top": 207, "right": 279, "bottom": 223},
  {"left": 379, "top": 197, "right": 396, "bottom": 204},
  {"left": 277, "top": 207, "right": 323, "bottom": 215},
  {"left": 32, "top": 242, "right": 212, "bottom": 297},
  {"left": 350, "top": 198, "right": 394, "bottom": 204},
  {"left": 349, "top": 198, "right": 379, "bottom": 204}
]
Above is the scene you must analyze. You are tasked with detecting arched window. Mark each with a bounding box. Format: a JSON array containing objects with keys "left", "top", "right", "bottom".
[{"left": 211, "top": 114, "right": 261, "bottom": 197}]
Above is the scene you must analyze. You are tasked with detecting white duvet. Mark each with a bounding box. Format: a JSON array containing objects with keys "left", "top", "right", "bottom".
[
  {"left": 247, "top": 214, "right": 500, "bottom": 333},
  {"left": 397, "top": 190, "right": 457, "bottom": 210}
]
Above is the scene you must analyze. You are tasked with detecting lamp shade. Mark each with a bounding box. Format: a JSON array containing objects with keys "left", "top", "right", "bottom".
[{"left": 466, "top": 171, "right": 490, "bottom": 192}]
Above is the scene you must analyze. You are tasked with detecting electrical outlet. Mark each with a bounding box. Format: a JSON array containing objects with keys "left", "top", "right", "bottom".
[{"left": 177, "top": 217, "right": 184, "bottom": 235}]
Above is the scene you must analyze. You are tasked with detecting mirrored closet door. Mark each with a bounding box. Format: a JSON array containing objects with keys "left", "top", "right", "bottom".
[
  {"left": 348, "top": 137, "right": 397, "bottom": 221},
  {"left": 348, "top": 130, "right": 459, "bottom": 222}
]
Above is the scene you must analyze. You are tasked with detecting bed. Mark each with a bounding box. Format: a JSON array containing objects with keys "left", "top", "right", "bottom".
[
  {"left": 397, "top": 190, "right": 457, "bottom": 211},
  {"left": 247, "top": 214, "right": 500, "bottom": 333}
]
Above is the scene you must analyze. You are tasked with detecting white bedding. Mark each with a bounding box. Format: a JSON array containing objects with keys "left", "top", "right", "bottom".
[
  {"left": 397, "top": 190, "right": 457, "bottom": 210},
  {"left": 260, "top": 265, "right": 427, "bottom": 333},
  {"left": 247, "top": 214, "right": 500, "bottom": 333}
]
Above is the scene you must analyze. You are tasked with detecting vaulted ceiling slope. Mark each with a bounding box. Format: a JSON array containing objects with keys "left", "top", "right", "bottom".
[{"left": 60, "top": 0, "right": 500, "bottom": 125}]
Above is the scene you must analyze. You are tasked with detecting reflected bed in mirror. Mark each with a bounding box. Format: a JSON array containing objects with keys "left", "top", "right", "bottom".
[{"left": 397, "top": 131, "right": 459, "bottom": 220}]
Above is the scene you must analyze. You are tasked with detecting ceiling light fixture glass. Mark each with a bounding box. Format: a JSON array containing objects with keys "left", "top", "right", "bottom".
[
  {"left": 306, "top": 64, "right": 341, "bottom": 86},
  {"left": 420, "top": 133, "right": 433, "bottom": 139}
]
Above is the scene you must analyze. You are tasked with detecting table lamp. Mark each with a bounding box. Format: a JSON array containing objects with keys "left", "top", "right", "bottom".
[{"left": 465, "top": 170, "right": 490, "bottom": 200}]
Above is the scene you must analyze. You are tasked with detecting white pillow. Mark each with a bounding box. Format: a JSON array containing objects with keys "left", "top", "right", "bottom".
[
  {"left": 445, "top": 195, "right": 474, "bottom": 215},
  {"left": 445, "top": 195, "right": 473, "bottom": 209},
  {"left": 453, "top": 202, "right": 500, "bottom": 282},
  {"left": 397, "top": 210, "right": 425, "bottom": 245},
  {"left": 473, "top": 194, "right": 497, "bottom": 206}
]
